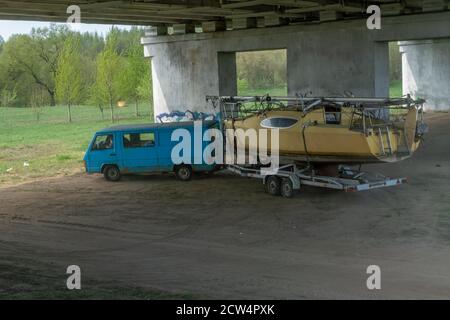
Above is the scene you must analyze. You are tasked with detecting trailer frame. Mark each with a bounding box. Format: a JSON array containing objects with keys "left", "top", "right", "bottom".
[{"left": 225, "top": 163, "right": 407, "bottom": 198}]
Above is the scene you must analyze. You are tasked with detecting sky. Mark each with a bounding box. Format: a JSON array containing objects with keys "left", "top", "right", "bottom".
[{"left": 0, "top": 20, "right": 131, "bottom": 40}]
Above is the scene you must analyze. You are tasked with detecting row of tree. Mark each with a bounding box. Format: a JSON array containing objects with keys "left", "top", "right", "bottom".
[{"left": 0, "top": 25, "right": 152, "bottom": 122}]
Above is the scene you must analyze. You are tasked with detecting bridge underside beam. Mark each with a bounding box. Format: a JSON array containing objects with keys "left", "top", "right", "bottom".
[{"left": 0, "top": 0, "right": 448, "bottom": 29}]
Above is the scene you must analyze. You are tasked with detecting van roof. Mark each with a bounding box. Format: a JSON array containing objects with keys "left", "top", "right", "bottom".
[{"left": 96, "top": 120, "right": 217, "bottom": 133}]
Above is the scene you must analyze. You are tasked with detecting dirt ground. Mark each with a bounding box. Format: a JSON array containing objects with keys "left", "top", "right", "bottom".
[{"left": 0, "top": 112, "right": 449, "bottom": 299}]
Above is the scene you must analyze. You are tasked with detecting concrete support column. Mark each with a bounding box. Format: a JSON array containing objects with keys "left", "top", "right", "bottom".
[
  {"left": 399, "top": 39, "right": 450, "bottom": 110},
  {"left": 145, "top": 40, "right": 219, "bottom": 116}
]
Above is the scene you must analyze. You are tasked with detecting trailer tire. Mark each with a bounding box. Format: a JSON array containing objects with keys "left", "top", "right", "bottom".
[
  {"left": 280, "top": 178, "right": 294, "bottom": 198},
  {"left": 175, "top": 165, "right": 192, "bottom": 181},
  {"left": 103, "top": 165, "right": 121, "bottom": 182},
  {"left": 266, "top": 175, "right": 281, "bottom": 196}
]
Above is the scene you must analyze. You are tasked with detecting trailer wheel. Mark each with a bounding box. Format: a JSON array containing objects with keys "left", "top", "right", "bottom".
[
  {"left": 103, "top": 165, "right": 121, "bottom": 182},
  {"left": 266, "top": 175, "right": 281, "bottom": 196},
  {"left": 175, "top": 165, "right": 192, "bottom": 181},
  {"left": 280, "top": 178, "right": 294, "bottom": 198}
]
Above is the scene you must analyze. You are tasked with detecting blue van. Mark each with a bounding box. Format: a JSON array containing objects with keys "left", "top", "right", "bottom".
[{"left": 83, "top": 121, "right": 219, "bottom": 181}]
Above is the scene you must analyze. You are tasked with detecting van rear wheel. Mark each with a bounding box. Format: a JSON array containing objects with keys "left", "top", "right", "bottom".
[
  {"left": 103, "top": 165, "right": 121, "bottom": 182},
  {"left": 175, "top": 165, "right": 192, "bottom": 181}
]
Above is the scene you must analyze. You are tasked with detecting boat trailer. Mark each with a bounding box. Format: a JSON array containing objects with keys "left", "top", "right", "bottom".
[
  {"left": 206, "top": 94, "right": 415, "bottom": 198},
  {"left": 225, "top": 163, "right": 407, "bottom": 198}
]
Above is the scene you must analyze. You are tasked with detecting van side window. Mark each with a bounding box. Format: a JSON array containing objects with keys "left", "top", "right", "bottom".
[
  {"left": 324, "top": 106, "right": 341, "bottom": 124},
  {"left": 123, "top": 132, "right": 155, "bottom": 148},
  {"left": 91, "top": 134, "right": 113, "bottom": 151}
]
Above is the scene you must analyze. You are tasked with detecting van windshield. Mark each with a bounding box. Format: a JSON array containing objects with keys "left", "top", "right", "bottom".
[{"left": 91, "top": 134, "right": 114, "bottom": 151}]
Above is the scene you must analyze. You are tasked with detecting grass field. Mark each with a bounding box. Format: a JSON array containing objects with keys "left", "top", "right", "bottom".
[{"left": 0, "top": 104, "right": 153, "bottom": 185}]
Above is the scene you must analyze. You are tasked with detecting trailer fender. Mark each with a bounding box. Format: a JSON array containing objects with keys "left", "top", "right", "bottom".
[{"left": 289, "top": 175, "right": 301, "bottom": 190}]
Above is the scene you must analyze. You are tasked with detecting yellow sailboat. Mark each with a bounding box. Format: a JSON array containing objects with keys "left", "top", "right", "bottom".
[{"left": 209, "top": 95, "right": 427, "bottom": 165}]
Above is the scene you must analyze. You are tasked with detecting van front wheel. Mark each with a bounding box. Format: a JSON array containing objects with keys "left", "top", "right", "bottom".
[
  {"left": 175, "top": 165, "right": 192, "bottom": 181},
  {"left": 103, "top": 165, "right": 121, "bottom": 182}
]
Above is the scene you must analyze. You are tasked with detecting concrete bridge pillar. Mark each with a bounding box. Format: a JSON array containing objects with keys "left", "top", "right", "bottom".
[{"left": 399, "top": 39, "right": 450, "bottom": 111}]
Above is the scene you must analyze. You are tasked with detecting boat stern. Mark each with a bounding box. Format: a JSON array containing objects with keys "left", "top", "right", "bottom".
[{"left": 369, "top": 106, "right": 427, "bottom": 162}]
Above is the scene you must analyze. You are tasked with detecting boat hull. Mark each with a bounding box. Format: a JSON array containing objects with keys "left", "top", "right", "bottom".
[{"left": 224, "top": 108, "right": 422, "bottom": 165}]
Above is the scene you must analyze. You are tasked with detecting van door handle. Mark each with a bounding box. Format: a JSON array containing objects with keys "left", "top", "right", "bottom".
[{"left": 109, "top": 153, "right": 116, "bottom": 156}]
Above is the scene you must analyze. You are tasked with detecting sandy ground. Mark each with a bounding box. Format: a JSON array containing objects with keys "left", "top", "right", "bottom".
[{"left": 0, "top": 112, "right": 449, "bottom": 299}]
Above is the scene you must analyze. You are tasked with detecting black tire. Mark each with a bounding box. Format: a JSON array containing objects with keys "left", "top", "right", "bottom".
[
  {"left": 280, "top": 178, "right": 294, "bottom": 198},
  {"left": 265, "top": 175, "right": 281, "bottom": 196},
  {"left": 175, "top": 165, "right": 192, "bottom": 181},
  {"left": 103, "top": 165, "right": 121, "bottom": 182}
]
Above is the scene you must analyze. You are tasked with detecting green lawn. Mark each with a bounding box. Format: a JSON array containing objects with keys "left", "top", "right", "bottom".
[{"left": 0, "top": 104, "right": 153, "bottom": 185}]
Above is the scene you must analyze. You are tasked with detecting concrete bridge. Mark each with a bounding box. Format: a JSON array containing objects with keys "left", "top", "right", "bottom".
[
  {"left": 142, "top": 10, "right": 450, "bottom": 116},
  {"left": 1, "top": 0, "right": 449, "bottom": 116}
]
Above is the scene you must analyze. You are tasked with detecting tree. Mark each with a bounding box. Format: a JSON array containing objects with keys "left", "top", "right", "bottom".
[
  {"left": 93, "top": 28, "right": 123, "bottom": 123},
  {"left": 30, "top": 25, "right": 71, "bottom": 106},
  {"left": 1, "top": 25, "right": 70, "bottom": 107},
  {"left": 120, "top": 41, "right": 149, "bottom": 117},
  {"left": 0, "top": 42, "right": 7, "bottom": 96},
  {"left": 0, "top": 35, "right": 4, "bottom": 53},
  {"left": 30, "top": 86, "right": 44, "bottom": 121},
  {"left": 0, "top": 27, "right": 104, "bottom": 108},
  {"left": 55, "top": 36, "right": 83, "bottom": 123},
  {"left": 137, "top": 62, "right": 153, "bottom": 118},
  {"left": 2, "top": 35, "right": 53, "bottom": 106}
]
